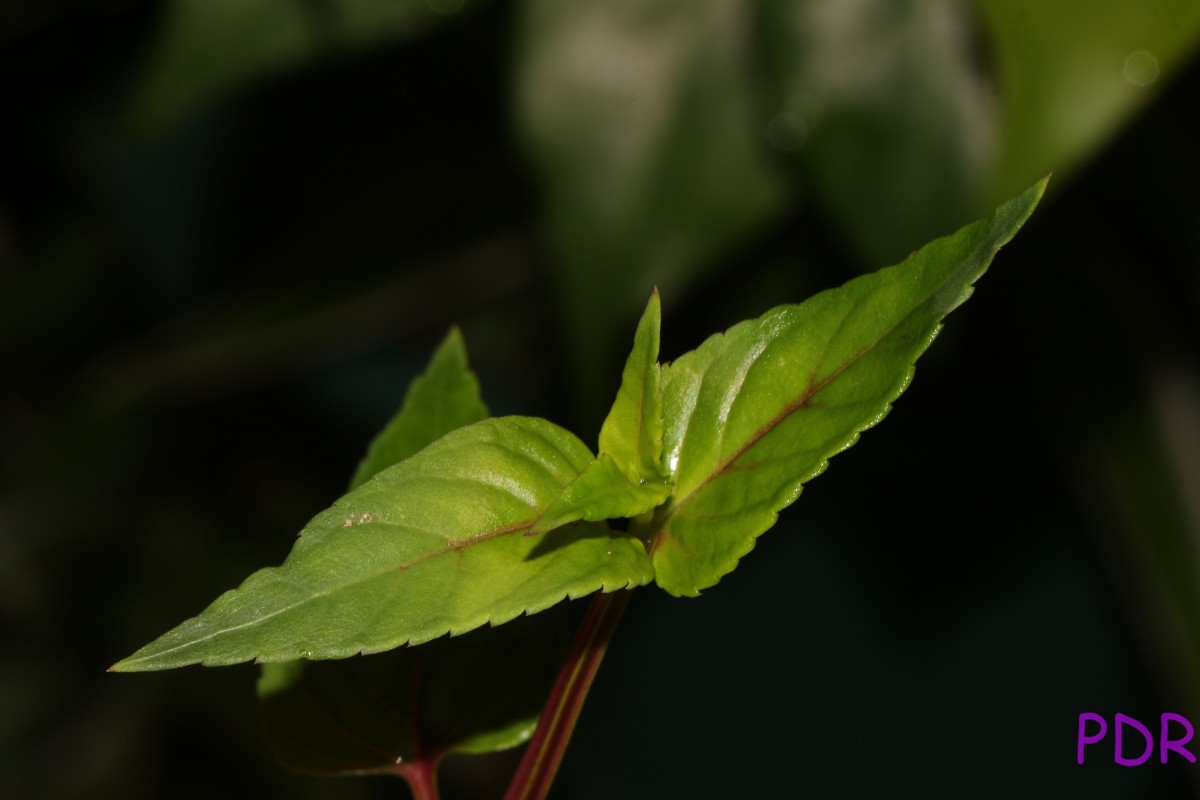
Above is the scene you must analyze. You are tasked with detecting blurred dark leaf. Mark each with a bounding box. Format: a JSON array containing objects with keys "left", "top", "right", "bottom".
[
  {"left": 1087, "top": 371, "right": 1200, "bottom": 717},
  {"left": 128, "top": 0, "right": 487, "bottom": 137},
  {"left": 258, "top": 611, "right": 570, "bottom": 776},
  {"left": 974, "top": 0, "right": 1200, "bottom": 203},
  {"left": 513, "top": 0, "right": 783, "bottom": 422},
  {"left": 79, "top": 236, "right": 531, "bottom": 412},
  {"left": 760, "top": 0, "right": 996, "bottom": 266}
]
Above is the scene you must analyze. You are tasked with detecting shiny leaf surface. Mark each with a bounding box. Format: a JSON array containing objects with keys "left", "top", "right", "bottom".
[
  {"left": 649, "top": 179, "right": 1047, "bottom": 595},
  {"left": 112, "top": 417, "right": 653, "bottom": 670}
]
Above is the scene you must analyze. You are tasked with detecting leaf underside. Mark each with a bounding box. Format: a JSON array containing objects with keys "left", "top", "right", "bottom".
[{"left": 257, "top": 608, "right": 570, "bottom": 774}]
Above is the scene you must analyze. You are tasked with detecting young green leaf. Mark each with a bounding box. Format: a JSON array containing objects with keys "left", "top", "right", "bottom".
[
  {"left": 112, "top": 416, "right": 654, "bottom": 671},
  {"left": 530, "top": 292, "right": 672, "bottom": 534},
  {"left": 598, "top": 289, "right": 667, "bottom": 484},
  {"left": 649, "top": 179, "right": 1047, "bottom": 596},
  {"left": 349, "top": 327, "right": 488, "bottom": 490},
  {"left": 531, "top": 454, "right": 672, "bottom": 535}
]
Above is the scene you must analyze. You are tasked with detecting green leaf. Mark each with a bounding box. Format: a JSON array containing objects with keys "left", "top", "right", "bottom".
[
  {"left": 259, "top": 328, "right": 558, "bottom": 776},
  {"left": 598, "top": 289, "right": 667, "bottom": 484},
  {"left": 349, "top": 327, "right": 488, "bottom": 490},
  {"left": 649, "top": 179, "right": 1047, "bottom": 596},
  {"left": 257, "top": 609, "right": 570, "bottom": 775},
  {"left": 513, "top": 0, "right": 783, "bottom": 420},
  {"left": 111, "top": 417, "right": 653, "bottom": 670},
  {"left": 531, "top": 454, "right": 672, "bottom": 535},
  {"left": 530, "top": 291, "right": 672, "bottom": 535}
]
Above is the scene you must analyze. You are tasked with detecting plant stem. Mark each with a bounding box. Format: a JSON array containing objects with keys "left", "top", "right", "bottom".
[
  {"left": 394, "top": 643, "right": 441, "bottom": 800},
  {"left": 503, "top": 588, "right": 633, "bottom": 800},
  {"left": 399, "top": 760, "right": 440, "bottom": 800}
]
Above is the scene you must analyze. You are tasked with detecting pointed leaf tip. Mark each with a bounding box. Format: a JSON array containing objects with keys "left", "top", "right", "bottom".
[
  {"left": 598, "top": 291, "right": 666, "bottom": 483},
  {"left": 530, "top": 290, "right": 673, "bottom": 536},
  {"left": 648, "top": 183, "right": 1044, "bottom": 595},
  {"left": 348, "top": 327, "right": 488, "bottom": 490}
]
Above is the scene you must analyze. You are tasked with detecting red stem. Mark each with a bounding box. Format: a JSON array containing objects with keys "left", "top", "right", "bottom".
[
  {"left": 395, "top": 647, "right": 441, "bottom": 800},
  {"left": 399, "top": 760, "right": 440, "bottom": 800},
  {"left": 503, "top": 589, "right": 633, "bottom": 800}
]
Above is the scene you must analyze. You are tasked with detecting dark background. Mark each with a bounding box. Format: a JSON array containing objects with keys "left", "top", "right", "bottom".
[{"left": 3, "top": 1, "right": 1200, "bottom": 797}]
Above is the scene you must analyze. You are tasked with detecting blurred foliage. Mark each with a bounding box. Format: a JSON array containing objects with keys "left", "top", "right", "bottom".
[
  {"left": 975, "top": 0, "right": 1200, "bottom": 203},
  {"left": 128, "top": 0, "right": 490, "bottom": 138},
  {"left": 3, "top": 0, "right": 1200, "bottom": 797},
  {"left": 760, "top": 0, "right": 995, "bottom": 266},
  {"left": 514, "top": 0, "right": 784, "bottom": 422},
  {"left": 259, "top": 611, "right": 570, "bottom": 776}
]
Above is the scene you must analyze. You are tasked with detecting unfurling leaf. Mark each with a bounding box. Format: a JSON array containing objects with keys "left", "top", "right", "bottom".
[
  {"left": 648, "top": 178, "right": 1047, "bottom": 595},
  {"left": 598, "top": 289, "right": 668, "bottom": 484},
  {"left": 531, "top": 290, "right": 672, "bottom": 535},
  {"left": 531, "top": 454, "right": 672, "bottom": 535}
]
